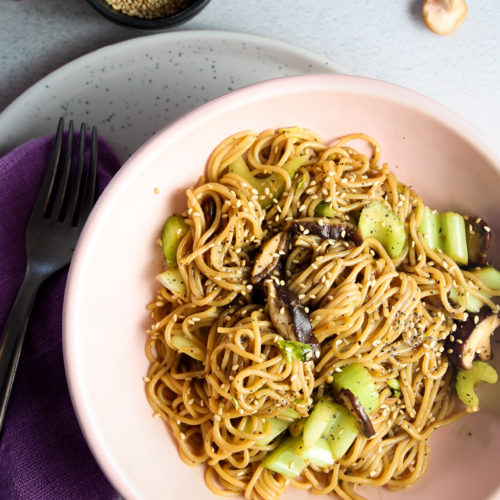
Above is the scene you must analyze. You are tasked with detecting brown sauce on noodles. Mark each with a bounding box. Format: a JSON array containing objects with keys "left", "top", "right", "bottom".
[{"left": 144, "top": 128, "right": 497, "bottom": 499}]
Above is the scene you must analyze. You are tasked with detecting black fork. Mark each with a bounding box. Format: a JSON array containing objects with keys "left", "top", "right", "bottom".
[{"left": 0, "top": 117, "right": 98, "bottom": 436}]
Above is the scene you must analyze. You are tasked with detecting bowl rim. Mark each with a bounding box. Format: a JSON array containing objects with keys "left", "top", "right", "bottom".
[
  {"left": 118, "top": 73, "right": 500, "bottom": 180},
  {"left": 86, "top": 0, "right": 212, "bottom": 29},
  {"left": 63, "top": 73, "right": 500, "bottom": 500}
]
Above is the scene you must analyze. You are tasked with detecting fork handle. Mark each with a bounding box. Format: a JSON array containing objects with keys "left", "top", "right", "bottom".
[{"left": 0, "top": 266, "right": 46, "bottom": 436}]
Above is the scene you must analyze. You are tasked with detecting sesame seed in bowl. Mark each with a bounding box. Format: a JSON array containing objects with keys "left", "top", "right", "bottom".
[{"left": 87, "top": 0, "right": 211, "bottom": 30}]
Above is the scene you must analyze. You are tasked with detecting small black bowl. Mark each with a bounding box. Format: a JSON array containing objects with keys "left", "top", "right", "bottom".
[{"left": 87, "top": 0, "right": 211, "bottom": 30}]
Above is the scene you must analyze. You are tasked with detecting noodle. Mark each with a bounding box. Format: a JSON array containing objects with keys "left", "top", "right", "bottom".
[{"left": 144, "top": 128, "right": 499, "bottom": 499}]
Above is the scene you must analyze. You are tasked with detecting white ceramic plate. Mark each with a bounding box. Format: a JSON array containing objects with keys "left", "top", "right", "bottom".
[
  {"left": 0, "top": 30, "right": 343, "bottom": 163},
  {"left": 63, "top": 74, "right": 500, "bottom": 500}
]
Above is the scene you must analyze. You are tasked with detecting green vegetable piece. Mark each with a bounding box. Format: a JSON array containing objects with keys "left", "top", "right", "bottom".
[
  {"left": 277, "top": 339, "right": 313, "bottom": 363},
  {"left": 244, "top": 408, "right": 300, "bottom": 446},
  {"left": 170, "top": 334, "right": 203, "bottom": 361},
  {"left": 302, "top": 399, "right": 337, "bottom": 450},
  {"left": 296, "top": 173, "right": 307, "bottom": 191},
  {"left": 449, "top": 287, "right": 485, "bottom": 313},
  {"left": 161, "top": 215, "right": 188, "bottom": 269},
  {"left": 279, "top": 408, "right": 301, "bottom": 420},
  {"left": 450, "top": 266, "right": 500, "bottom": 312},
  {"left": 263, "top": 436, "right": 333, "bottom": 476},
  {"left": 358, "top": 202, "right": 406, "bottom": 258},
  {"left": 387, "top": 378, "right": 401, "bottom": 397},
  {"left": 440, "top": 212, "right": 468, "bottom": 265},
  {"left": 475, "top": 266, "right": 500, "bottom": 290},
  {"left": 227, "top": 155, "right": 256, "bottom": 187},
  {"left": 156, "top": 268, "right": 186, "bottom": 297},
  {"left": 255, "top": 418, "right": 291, "bottom": 446},
  {"left": 387, "top": 378, "right": 400, "bottom": 391},
  {"left": 324, "top": 402, "right": 359, "bottom": 459},
  {"left": 315, "top": 201, "right": 337, "bottom": 218},
  {"left": 331, "top": 363, "right": 379, "bottom": 414},
  {"left": 419, "top": 206, "right": 441, "bottom": 251},
  {"left": 283, "top": 156, "right": 308, "bottom": 179},
  {"left": 455, "top": 360, "right": 498, "bottom": 407},
  {"left": 228, "top": 155, "right": 307, "bottom": 208},
  {"left": 289, "top": 418, "right": 307, "bottom": 437},
  {"left": 262, "top": 436, "right": 306, "bottom": 477},
  {"left": 418, "top": 207, "right": 468, "bottom": 265},
  {"left": 297, "top": 437, "right": 334, "bottom": 467}
]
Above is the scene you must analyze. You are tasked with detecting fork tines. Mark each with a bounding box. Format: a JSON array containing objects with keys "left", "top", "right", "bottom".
[{"left": 35, "top": 117, "right": 97, "bottom": 228}]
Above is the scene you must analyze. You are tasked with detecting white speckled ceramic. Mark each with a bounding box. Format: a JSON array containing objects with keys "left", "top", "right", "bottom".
[
  {"left": 0, "top": 30, "right": 343, "bottom": 162},
  {"left": 63, "top": 74, "right": 500, "bottom": 500}
]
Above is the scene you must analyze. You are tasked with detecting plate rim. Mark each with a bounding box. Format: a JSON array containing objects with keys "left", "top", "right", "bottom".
[{"left": 0, "top": 29, "right": 346, "bottom": 134}]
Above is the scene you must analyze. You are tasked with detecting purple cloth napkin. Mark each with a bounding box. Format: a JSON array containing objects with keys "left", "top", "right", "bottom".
[{"left": 0, "top": 132, "right": 121, "bottom": 499}]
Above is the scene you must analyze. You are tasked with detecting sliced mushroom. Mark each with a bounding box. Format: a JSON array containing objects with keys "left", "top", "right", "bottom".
[
  {"left": 288, "top": 217, "right": 362, "bottom": 245},
  {"left": 465, "top": 216, "right": 491, "bottom": 267},
  {"left": 337, "top": 388, "right": 375, "bottom": 438},
  {"left": 266, "top": 279, "right": 320, "bottom": 358},
  {"left": 445, "top": 307, "right": 500, "bottom": 369},
  {"left": 251, "top": 231, "right": 289, "bottom": 284},
  {"left": 201, "top": 197, "right": 216, "bottom": 226}
]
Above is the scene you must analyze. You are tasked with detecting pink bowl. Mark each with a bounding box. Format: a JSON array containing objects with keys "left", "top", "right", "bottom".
[{"left": 63, "top": 74, "right": 500, "bottom": 500}]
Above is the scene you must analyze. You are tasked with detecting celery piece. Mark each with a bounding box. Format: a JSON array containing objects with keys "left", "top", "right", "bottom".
[
  {"left": 161, "top": 215, "right": 188, "bottom": 269},
  {"left": 171, "top": 334, "right": 203, "bottom": 361},
  {"left": 331, "top": 364, "right": 379, "bottom": 414},
  {"left": 475, "top": 266, "right": 500, "bottom": 290},
  {"left": 298, "top": 437, "right": 334, "bottom": 467},
  {"left": 263, "top": 436, "right": 334, "bottom": 476},
  {"left": 419, "top": 206, "right": 441, "bottom": 251},
  {"left": 358, "top": 202, "right": 406, "bottom": 258},
  {"left": 450, "top": 266, "right": 500, "bottom": 312},
  {"left": 279, "top": 408, "right": 301, "bottom": 420},
  {"left": 455, "top": 360, "right": 498, "bottom": 407},
  {"left": 289, "top": 418, "right": 307, "bottom": 437},
  {"left": 262, "top": 436, "right": 306, "bottom": 477},
  {"left": 228, "top": 155, "right": 307, "bottom": 208},
  {"left": 156, "top": 268, "right": 186, "bottom": 297},
  {"left": 244, "top": 408, "right": 300, "bottom": 446},
  {"left": 228, "top": 156, "right": 256, "bottom": 186},
  {"left": 418, "top": 207, "right": 470, "bottom": 265},
  {"left": 255, "top": 418, "right": 291, "bottom": 446},
  {"left": 315, "top": 201, "right": 337, "bottom": 218},
  {"left": 324, "top": 403, "right": 359, "bottom": 459},
  {"left": 449, "top": 287, "right": 485, "bottom": 313},
  {"left": 440, "top": 212, "right": 468, "bottom": 265},
  {"left": 283, "top": 156, "right": 308, "bottom": 179},
  {"left": 302, "top": 399, "right": 338, "bottom": 450}
]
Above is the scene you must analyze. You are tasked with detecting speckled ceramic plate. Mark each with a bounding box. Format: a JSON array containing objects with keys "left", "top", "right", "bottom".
[{"left": 0, "top": 30, "right": 343, "bottom": 162}]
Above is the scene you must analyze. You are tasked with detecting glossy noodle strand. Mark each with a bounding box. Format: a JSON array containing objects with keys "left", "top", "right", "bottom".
[{"left": 144, "top": 128, "right": 497, "bottom": 499}]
